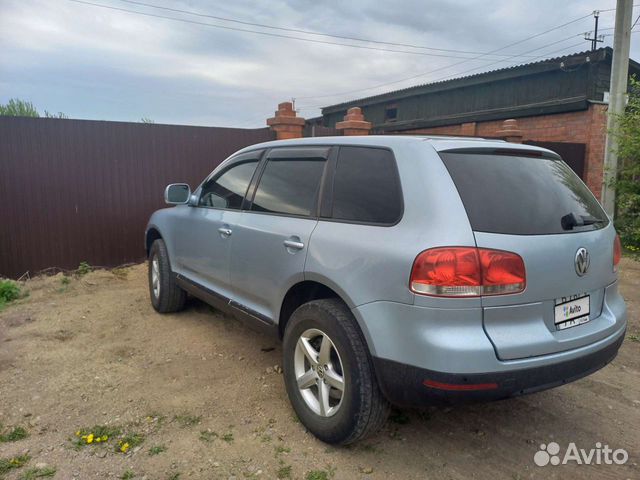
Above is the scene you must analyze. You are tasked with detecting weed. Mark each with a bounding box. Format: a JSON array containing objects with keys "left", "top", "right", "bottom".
[
  {"left": 0, "top": 426, "right": 28, "bottom": 442},
  {"left": 61, "top": 276, "right": 70, "bottom": 285},
  {"left": 628, "top": 333, "right": 640, "bottom": 343},
  {"left": 76, "top": 261, "right": 92, "bottom": 276},
  {"left": 173, "top": 414, "right": 201, "bottom": 427},
  {"left": 21, "top": 466, "right": 56, "bottom": 479},
  {"left": 276, "top": 465, "right": 292, "bottom": 479},
  {"left": 221, "top": 432, "right": 234, "bottom": 443},
  {"left": 116, "top": 432, "right": 144, "bottom": 454},
  {"left": 72, "top": 425, "right": 121, "bottom": 448},
  {"left": 0, "top": 454, "right": 30, "bottom": 475},
  {"left": 167, "top": 474, "right": 180, "bottom": 480},
  {"left": 120, "top": 470, "right": 135, "bottom": 480},
  {"left": 149, "top": 444, "right": 166, "bottom": 456},
  {"left": 199, "top": 430, "right": 218, "bottom": 443}
]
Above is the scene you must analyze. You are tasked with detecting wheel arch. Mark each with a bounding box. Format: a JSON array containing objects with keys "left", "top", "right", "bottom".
[{"left": 145, "top": 226, "right": 163, "bottom": 257}]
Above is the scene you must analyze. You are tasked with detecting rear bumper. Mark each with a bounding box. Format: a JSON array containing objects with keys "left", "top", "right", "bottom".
[{"left": 373, "top": 331, "right": 624, "bottom": 407}]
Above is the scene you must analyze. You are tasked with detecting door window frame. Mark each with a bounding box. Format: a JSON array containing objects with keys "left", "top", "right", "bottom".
[
  {"left": 194, "top": 149, "right": 265, "bottom": 211},
  {"left": 243, "top": 146, "right": 334, "bottom": 220}
]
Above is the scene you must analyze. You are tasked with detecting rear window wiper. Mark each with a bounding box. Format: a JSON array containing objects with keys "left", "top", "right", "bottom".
[{"left": 561, "top": 212, "right": 607, "bottom": 230}]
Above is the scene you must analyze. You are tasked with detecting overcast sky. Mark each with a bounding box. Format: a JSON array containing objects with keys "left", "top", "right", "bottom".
[{"left": 1, "top": 0, "right": 638, "bottom": 127}]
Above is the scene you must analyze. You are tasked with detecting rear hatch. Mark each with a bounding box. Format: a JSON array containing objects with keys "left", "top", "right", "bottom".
[{"left": 439, "top": 147, "right": 618, "bottom": 360}]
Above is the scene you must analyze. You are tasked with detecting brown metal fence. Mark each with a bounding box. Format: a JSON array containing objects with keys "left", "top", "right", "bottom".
[{"left": 0, "top": 117, "right": 275, "bottom": 278}]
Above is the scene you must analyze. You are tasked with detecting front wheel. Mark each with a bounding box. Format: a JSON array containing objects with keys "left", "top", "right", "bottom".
[
  {"left": 282, "top": 299, "right": 389, "bottom": 444},
  {"left": 148, "top": 239, "right": 186, "bottom": 313}
]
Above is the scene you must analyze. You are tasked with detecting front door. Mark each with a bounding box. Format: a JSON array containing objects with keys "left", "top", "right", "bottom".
[{"left": 176, "top": 153, "right": 261, "bottom": 299}]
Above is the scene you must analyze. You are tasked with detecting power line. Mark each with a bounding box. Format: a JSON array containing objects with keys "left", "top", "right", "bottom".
[
  {"left": 67, "top": 0, "right": 541, "bottom": 61},
  {"left": 115, "top": 0, "right": 547, "bottom": 59}
]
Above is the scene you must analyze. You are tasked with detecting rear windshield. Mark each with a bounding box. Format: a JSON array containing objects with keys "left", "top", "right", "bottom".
[{"left": 439, "top": 151, "right": 608, "bottom": 235}]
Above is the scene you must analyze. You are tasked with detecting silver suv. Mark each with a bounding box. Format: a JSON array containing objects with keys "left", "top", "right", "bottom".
[{"left": 145, "top": 136, "right": 627, "bottom": 444}]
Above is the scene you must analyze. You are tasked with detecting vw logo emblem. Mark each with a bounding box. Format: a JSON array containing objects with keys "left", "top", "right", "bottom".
[{"left": 575, "top": 247, "right": 590, "bottom": 276}]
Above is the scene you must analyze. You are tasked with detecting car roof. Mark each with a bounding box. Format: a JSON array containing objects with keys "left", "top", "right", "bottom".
[{"left": 233, "top": 135, "right": 557, "bottom": 157}]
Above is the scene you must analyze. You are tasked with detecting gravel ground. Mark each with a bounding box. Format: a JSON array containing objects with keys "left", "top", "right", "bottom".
[{"left": 0, "top": 258, "right": 638, "bottom": 480}]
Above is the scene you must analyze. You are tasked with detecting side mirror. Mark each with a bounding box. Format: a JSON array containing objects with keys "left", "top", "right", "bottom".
[{"left": 164, "top": 183, "right": 191, "bottom": 205}]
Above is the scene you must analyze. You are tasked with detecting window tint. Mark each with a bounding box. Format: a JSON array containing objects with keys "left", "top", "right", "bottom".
[
  {"left": 251, "top": 153, "right": 326, "bottom": 216},
  {"left": 331, "top": 147, "right": 402, "bottom": 224},
  {"left": 199, "top": 160, "right": 258, "bottom": 209},
  {"left": 440, "top": 152, "right": 608, "bottom": 235}
]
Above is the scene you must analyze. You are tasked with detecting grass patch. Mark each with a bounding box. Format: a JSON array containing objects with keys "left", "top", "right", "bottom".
[
  {"left": 173, "top": 414, "right": 201, "bottom": 427},
  {"left": 61, "top": 276, "right": 70, "bottom": 285},
  {"left": 111, "top": 268, "right": 128, "bottom": 279},
  {"left": 149, "top": 444, "right": 166, "bottom": 456},
  {"left": 199, "top": 431, "right": 218, "bottom": 443},
  {"left": 628, "top": 333, "right": 640, "bottom": 343},
  {"left": 305, "top": 471, "right": 330, "bottom": 480},
  {"left": 167, "top": 474, "right": 180, "bottom": 480},
  {"left": 120, "top": 470, "right": 135, "bottom": 480},
  {"left": 276, "top": 465, "right": 292, "bottom": 479},
  {"left": 20, "top": 466, "right": 56, "bottom": 479},
  {"left": 221, "top": 432, "right": 234, "bottom": 443},
  {"left": 0, "top": 425, "right": 28, "bottom": 442},
  {"left": 274, "top": 445, "right": 291, "bottom": 455},
  {"left": 0, "top": 454, "right": 30, "bottom": 476}
]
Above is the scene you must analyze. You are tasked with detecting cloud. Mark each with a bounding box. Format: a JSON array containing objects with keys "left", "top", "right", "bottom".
[{"left": 0, "top": 0, "right": 637, "bottom": 126}]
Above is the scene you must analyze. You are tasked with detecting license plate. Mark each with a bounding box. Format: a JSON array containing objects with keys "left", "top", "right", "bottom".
[{"left": 554, "top": 295, "right": 590, "bottom": 330}]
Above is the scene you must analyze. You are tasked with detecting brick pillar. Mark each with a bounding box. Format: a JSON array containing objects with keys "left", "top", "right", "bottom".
[
  {"left": 336, "top": 107, "right": 372, "bottom": 136},
  {"left": 496, "top": 119, "right": 523, "bottom": 143},
  {"left": 267, "top": 102, "right": 305, "bottom": 140}
]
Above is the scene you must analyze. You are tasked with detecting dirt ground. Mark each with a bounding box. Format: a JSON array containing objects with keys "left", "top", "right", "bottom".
[{"left": 0, "top": 258, "right": 638, "bottom": 480}]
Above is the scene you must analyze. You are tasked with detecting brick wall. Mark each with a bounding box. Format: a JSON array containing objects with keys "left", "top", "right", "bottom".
[{"left": 399, "top": 103, "right": 608, "bottom": 198}]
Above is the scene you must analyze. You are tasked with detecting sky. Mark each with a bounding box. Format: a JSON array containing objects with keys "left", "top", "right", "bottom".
[{"left": 0, "top": 0, "right": 638, "bottom": 127}]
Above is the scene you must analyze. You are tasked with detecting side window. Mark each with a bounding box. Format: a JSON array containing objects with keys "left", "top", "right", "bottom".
[
  {"left": 251, "top": 149, "right": 327, "bottom": 217},
  {"left": 331, "top": 147, "right": 402, "bottom": 224},
  {"left": 199, "top": 159, "right": 258, "bottom": 209}
]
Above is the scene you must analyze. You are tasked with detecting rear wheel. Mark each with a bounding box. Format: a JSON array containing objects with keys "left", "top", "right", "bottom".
[
  {"left": 148, "top": 239, "right": 186, "bottom": 313},
  {"left": 282, "top": 299, "right": 389, "bottom": 444}
]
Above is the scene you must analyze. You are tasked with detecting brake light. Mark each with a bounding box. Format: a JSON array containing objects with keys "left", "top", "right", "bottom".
[
  {"left": 409, "top": 247, "right": 525, "bottom": 297},
  {"left": 613, "top": 234, "right": 621, "bottom": 272}
]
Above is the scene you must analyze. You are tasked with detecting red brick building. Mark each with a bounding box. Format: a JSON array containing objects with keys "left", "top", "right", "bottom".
[{"left": 313, "top": 48, "right": 640, "bottom": 199}]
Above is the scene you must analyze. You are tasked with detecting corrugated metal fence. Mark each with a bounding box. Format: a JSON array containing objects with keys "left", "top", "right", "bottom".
[{"left": 0, "top": 117, "right": 275, "bottom": 278}]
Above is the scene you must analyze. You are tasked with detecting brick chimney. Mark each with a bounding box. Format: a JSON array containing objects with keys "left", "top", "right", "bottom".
[
  {"left": 336, "top": 107, "right": 372, "bottom": 136},
  {"left": 496, "top": 119, "right": 523, "bottom": 143},
  {"left": 267, "top": 102, "right": 305, "bottom": 140}
]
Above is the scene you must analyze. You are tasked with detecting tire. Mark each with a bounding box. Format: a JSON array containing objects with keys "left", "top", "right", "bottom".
[
  {"left": 282, "top": 298, "right": 389, "bottom": 445},
  {"left": 148, "top": 239, "right": 186, "bottom": 313}
]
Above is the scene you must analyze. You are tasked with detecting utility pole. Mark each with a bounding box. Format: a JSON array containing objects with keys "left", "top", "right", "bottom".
[
  {"left": 585, "top": 11, "right": 604, "bottom": 51},
  {"left": 601, "top": 0, "right": 634, "bottom": 218}
]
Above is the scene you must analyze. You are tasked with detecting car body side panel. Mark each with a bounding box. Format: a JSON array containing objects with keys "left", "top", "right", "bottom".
[{"left": 305, "top": 140, "right": 480, "bottom": 310}]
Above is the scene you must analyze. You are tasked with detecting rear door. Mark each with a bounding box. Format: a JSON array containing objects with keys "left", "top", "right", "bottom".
[
  {"left": 228, "top": 146, "right": 330, "bottom": 323},
  {"left": 439, "top": 149, "right": 620, "bottom": 360}
]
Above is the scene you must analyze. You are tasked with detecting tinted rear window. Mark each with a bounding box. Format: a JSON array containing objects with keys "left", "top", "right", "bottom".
[
  {"left": 331, "top": 147, "right": 402, "bottom": 224},
  {"left": 440, "top": 152, "right": 608, "bottom": 235}
]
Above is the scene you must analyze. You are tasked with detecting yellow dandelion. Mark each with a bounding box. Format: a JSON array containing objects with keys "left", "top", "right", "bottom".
[
  {"left": 120, "top": 442, "right": 130, "bottom": 453},
  {"left": 76, "top": 431, "right": 81, "bottom": 436},
  {"left": 101, "top": 435, "right": 108, "bottom": 441},
  {"left": 86, "top": 433, "right": 94, "bottom": 444}
]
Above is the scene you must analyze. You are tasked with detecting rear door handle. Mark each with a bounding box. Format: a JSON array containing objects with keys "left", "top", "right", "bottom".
[
  {"left": 284, "top": 239, "right": 304, "bottom": 250},
  {"left": 218, "top": 227, "right": 232, "bottom": 237}
]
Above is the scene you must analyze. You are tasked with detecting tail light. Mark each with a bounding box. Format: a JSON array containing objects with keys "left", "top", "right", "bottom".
[
  {"left": 410, "top": 247, "right": 526, "bottom": 297},
  {"left": 613, "top": 234, "right": 621, "bottom": 272}
]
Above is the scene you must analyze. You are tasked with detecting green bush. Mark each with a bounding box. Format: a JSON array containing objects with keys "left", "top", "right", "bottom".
[
  {"left": 612, "top": 76, "right": 640, "bottom": 256},
  {"left": 0, "top": 279, "right": 20, "bottom": 309}
]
